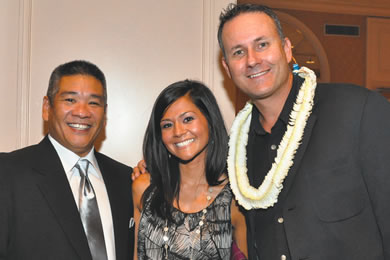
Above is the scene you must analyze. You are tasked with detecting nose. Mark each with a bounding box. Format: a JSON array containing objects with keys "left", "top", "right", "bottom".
[
  {"left": 173, "top": 123, "right": 186, "bottom": 137},
  {"left": 73, "top": 102, "right": 91, "bottom": 118},
  {"left": 247, "top": 48, "right": 260, "bottom": 68}
]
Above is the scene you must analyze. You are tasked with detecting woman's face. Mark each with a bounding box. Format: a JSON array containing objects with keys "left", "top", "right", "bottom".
[{"left": 160, "top": 95, "right": 209, "bottom": 163}]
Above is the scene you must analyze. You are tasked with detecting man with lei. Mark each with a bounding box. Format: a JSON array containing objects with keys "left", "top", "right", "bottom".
[{"left": 218, "top": 3, "right": 390, "bottom": 260}]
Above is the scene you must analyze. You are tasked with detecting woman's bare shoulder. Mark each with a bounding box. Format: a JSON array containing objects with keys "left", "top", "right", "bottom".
[{"left": 132, "top": 172, "right": 151, "bottom": 197}]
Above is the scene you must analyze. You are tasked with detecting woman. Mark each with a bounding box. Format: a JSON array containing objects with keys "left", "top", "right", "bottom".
[{"left": 132, "top": 80, "right": 247, "bottom": 259}]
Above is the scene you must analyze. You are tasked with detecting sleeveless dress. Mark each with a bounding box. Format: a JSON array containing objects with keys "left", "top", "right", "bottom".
[{"left": 137, "top": 184, "right": 233, "bottom": 259}]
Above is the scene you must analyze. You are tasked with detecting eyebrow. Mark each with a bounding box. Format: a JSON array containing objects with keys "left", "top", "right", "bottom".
[
  {"left": 229, "top": 36, "right": 266, "bottom": 52},
  {"left": 160, "top": 118, "right": 170, "bottom": 123},
  {"left": 59, "top": 91, "right": 78, "bottom": 96},
  {"left": 160, "top": 111, "right": 194, "bottom": 122},
  {"left": 254, "top": 36, "right": 266, "bottom": 43},
  {"left": 90, "top": 94, "right": 104, "bottom": 101},
  {"left": 59, "top": 91, "right": 104, "bottom": 100}
]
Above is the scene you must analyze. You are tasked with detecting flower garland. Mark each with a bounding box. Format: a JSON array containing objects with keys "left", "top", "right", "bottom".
[{"left": 227, "top": 67, "right": 317, "bottom": 210}]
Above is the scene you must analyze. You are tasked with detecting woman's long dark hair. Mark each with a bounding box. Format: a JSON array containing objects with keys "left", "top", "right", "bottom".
[{"left": 142, "top": 80, "right": 229, "bottom": 221}]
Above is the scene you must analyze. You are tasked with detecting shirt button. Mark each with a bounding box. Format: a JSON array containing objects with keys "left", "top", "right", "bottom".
[
  {"left": 278, "top": 217, "right": 284, "bottom": 223},
  {"left": 281, "top": 255, "right": 287, "bottom": 260},
  {"left": 271, "top": 144, "right": 277, "bottom": 150}
]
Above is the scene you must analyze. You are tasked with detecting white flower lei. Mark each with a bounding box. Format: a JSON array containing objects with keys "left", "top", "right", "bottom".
[{"left": 227, "top": 67, "right": 317, "bottom": 210}]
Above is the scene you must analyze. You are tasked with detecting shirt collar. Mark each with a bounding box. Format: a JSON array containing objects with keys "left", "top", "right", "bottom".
[
  {"left": 279, "top": 74, "right": 304, "bottom": 124},
  {"left": 250, "top": 105, "right": 266, "bottom": 135},
  {"left": 48, "top": 135, "right": 102, "bottom": 179},
  {"left": 250, "top": 74, "right": 304, "bottom": 135}
]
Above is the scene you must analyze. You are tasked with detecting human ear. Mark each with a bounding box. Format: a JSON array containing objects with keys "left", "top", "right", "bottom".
[
  {"left": 283, "top": 37, "right": 293, "bottom": 63},
  {"left": 42, "top": 96, "right": 51, "bottom": 122}
]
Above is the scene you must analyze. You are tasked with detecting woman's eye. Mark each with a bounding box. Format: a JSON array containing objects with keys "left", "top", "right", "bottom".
[
  {"left": 183, "top": 116, "right": 194, "bottom": 123},
  {"left": 161, "top": 122, "right": 172, "bottom": 129}
]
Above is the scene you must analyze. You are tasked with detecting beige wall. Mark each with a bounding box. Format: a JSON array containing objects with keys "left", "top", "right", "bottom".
[
  {"left": 0, "top": 0, "right": 237, "bottom": 166},
  {"left": 0, "top": 0, "right": 20, "bottom": 151}
]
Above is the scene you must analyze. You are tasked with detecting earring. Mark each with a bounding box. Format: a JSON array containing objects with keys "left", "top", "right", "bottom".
[{"left": 168, "top": 153, "right": 171, "bottom": 158}]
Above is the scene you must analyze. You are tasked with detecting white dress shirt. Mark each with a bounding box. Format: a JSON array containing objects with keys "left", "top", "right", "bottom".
[{"left": 48, "top": 135, "right": 116, "bottom": 260}]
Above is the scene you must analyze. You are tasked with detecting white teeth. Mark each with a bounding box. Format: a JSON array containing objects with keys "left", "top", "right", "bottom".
[
  {"left": 248, "top": 71, "right": 267, "bottom": 79},
  {"left": 176, "top": 138, "right": 194, "bottom": 147},
  {"left": 68, "top": 123, "right": 90, "bottom": 130}
]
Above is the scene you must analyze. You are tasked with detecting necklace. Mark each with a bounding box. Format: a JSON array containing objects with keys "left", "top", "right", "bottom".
[
  {"left": 227, "top": 67, "right": 317, "bottom": 210},
  {"left": 162, "top": 187, "right": 213, "bottom": 260}
]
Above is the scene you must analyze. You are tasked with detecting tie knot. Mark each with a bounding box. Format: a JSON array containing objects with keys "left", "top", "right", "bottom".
[{"left": 76, "top": 159, "right": 90, "bottom": 177}]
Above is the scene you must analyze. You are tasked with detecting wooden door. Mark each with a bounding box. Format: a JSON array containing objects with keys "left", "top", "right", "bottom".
[{"left": 366, "top": 17, "right": 390, "bottom": 100}]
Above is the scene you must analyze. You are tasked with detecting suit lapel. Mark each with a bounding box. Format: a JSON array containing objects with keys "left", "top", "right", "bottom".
[
  {"left": 96, "top": 153, "right": 130, "bottom": 260},
  {"left": 32, "top": 137, "right": 92, "bottom": 260},
  {"left": 279, "top": 106, "right": 318, "bottom": 202}
]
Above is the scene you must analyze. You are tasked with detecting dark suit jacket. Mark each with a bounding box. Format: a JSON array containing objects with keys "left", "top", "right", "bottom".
[
  {"left": 247, "top": 83, "right": 390, "bottom": 260},
  {"left": 0, "top": 136, "right": 134, "bottom": 260}
]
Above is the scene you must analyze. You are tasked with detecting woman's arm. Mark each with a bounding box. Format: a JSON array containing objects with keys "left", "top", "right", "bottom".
[
  {"left": 132, "top": 172, "right": 150, "bottom": 260},
  {"left": 231, "top": 198, "right": 248, "bottom": 258}
]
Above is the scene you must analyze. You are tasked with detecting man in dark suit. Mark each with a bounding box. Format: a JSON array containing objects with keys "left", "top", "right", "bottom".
[
  {"left": 219, "top": 3, "right": 390, "bottom": 260},
  {"left": 0, "top": 60, "right": 134, "bottom": 260}
]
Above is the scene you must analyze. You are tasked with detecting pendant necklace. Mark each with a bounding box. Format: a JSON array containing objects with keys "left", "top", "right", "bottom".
[{"left": 162, "top": 187, "right": 213, "bottom": 260}]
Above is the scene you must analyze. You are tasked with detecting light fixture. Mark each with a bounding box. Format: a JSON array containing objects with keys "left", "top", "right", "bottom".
[{"left": 306, "top": 57, "right": 315, "bottom": 64}]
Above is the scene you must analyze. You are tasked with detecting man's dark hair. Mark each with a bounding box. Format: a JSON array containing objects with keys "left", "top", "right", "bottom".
[
  {"left": 217, "top": 3, "right": 285, "bottom": 58},
  {"left": 47, "top": 60, "right": 107, "bottom": 105}
]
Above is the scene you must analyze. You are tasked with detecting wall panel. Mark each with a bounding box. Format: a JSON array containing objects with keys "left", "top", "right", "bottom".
[
  {"left": 0, "top": 0, "right": 236, "bottom": 167},
  {"left": 0, "top": 0, "right": 20, "bottom": 151}
]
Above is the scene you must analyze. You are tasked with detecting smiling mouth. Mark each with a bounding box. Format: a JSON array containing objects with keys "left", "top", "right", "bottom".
[
  {"left": 68, "top": 123, "right": 91, "bottom": 130},
  {"left": 248, "top": 70, "right": 269, "bottom": 79},
  {"left": 175, "top": 138, "right": 194, "bottom": 147}
]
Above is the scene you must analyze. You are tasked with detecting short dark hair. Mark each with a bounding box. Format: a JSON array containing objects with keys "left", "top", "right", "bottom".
[
  {"left": 217, "top": 3, "right": 285, "bottom": 58},
  {"left": 47, "top": 60, "right": 107, "bottom": 105},
  {"left": 142, "top": 79, "right": 228, "bottom": 220}
]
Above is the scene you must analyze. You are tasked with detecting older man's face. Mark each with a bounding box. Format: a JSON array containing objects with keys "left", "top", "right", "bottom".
[{"left": 42, "top": 74, "right": 106, "bottom": 156}]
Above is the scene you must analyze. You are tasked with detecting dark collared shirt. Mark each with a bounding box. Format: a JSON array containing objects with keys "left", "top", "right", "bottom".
[{"left": 245, "top": 75, "right": 304, "bottom": 260}]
